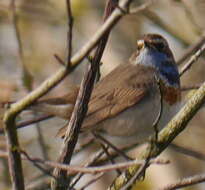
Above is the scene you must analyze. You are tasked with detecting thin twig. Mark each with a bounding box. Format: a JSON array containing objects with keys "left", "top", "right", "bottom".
[
  {"left": 20, "top": 150, "right": 168, "bottom": 174},
  {"left": 129, "top": 0, "right": 153, "bottom": 14},
  {"left": 3, "top": 1, "right": 26, "bottom": 189},
  {"left": 179, "top": 43, "right": 205, "bottom": 77},
  {"left": 181, "top": 84, "right": 202, "bottom": 91},
  {"left": 141, "top": 9, "right": 189, "bottom": 46},
  {"left": 54, "top": 54, "right": 66, "bottom": 66},
  {"left": 0, "top": 114, "right": 53, "bottom": 135},
  {"left": 119, "top": 159, "right": 150, "bottom": 190},
  {"left": 70, "top": 142, "right": 140, "bottom": 188},
  {"left": 159, "top": 173, "right": 205, "bottom": 190},
  {"left": 21, "top": 150, "right": 55, "bottom": 179},
  {"left": 96, "top": 135, "right": 122, "bottom": 175},
  {"left": 70, "top": 148, "right": 106, "bottom": 188},
  {"left": 170, "top": 143, "right": 205, "bottom": 162},
  {"left": 51, "top": 1, "right": 123, "bottom": 189},
  {"left": 10, "top": 0, "right": 49, "bottom": 164},
  {"left": 177, "top": 34, "right": 205, "bottom": 65},
  {"left": 93, "top": 132, "right": 132, "bottom": 161},
  {"left": 2, "top": 148, "right": 163, "bottom": 175},
  {"left": 152, "top": 76, "right": 163, "bottom": 141},
  {"left": 66, "top": 0, "right": 73, "bottom": 67}
]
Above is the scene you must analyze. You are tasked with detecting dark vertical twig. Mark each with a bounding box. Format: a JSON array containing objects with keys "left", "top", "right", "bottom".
[
  {"left": 93, "top": 133, "right": 132, "bottom": 160},
  {"left": 66, "top": 0, "right": 73, "bottom": 67},
  {"left": 4, "top": 117, "right": 25, "bottom": 190},
  {"left": 152, "top": 76, "right": 163, "bottom": 141},
  {"left": 51, "top": 1, "right": 129, "bottom": 189},
  {"left": 95, "top": 136, "right": 122, "bottom": 175},
  {"left": 3, "top": 1, "right": 26, "bottom": 190},
  {"left": 95, "top": 0, "right": 119, "bottom": 82}
]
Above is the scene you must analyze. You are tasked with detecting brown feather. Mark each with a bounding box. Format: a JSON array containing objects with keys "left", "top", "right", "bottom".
[
  {"left": 57, "top": 63, "right": 157, "bottom": 137},
  {"left": 81, "top": 63, "right": 157, "bottom": 131}
]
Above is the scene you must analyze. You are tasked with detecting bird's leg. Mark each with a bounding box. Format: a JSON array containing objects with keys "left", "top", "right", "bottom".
[{"left": 153, "top": 75, "right": 164, "bottom": 141}]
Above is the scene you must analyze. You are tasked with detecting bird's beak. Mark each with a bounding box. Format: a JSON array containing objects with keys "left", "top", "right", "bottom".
[{"left": 137, "top": 40, "right": 145, "bottom": 50}]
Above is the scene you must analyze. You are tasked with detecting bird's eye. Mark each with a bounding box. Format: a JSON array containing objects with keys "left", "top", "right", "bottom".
[{"left": 154, "top": 42, "right": 165, "bottom": 50}]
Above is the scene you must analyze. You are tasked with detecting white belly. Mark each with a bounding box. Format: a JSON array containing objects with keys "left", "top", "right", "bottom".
[{"left": 96, "top": 93, "right": 181, "bottom": 144}]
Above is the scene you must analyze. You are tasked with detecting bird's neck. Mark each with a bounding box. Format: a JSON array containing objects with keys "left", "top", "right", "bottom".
[{"left": 131, "top": 48, "right": 180, "bottom": 88}]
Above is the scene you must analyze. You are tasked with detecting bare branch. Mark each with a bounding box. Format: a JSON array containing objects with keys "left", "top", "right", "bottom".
[
  {"left": 70, "top": 147, "right": 106, "bottom": 188},
  {"left": 70, "top": 142, "right": 140, "bottom": 188},
  {"left": 170, "top": 143, "right": 205, "bottom": 162},
  {"left": 4, "top": 2, "right": 26, "bottom": 189},
  {"left": 181, "top": 84, "right": 202, "bottom": 91},
  {"left": 177, "top": 34, "right": 205, "bottom": 65},
  {"left": 21, "top": 150, "right": 169, "bottom": 174},
  {"left": 129, "top": 0, "right": 153, "bottom": 14},
  {"left": 51, "top": 1, "right": 122, "bottom": 189},
  {"left": 108, "top": 81, "right": 205, "bottom": 190},
  {"left": 3, "top": 2, "right": 139, "bottom": 189},
  {"left": 66, "top": 0, "right": 73, "bottom": 67},
  {"left": 120, "top": 159, "right": 150, "bottom": 190},
  {"left": 159, "top": 173, "right": 205, "bottom": 190},
  {"left": 0, "top": 114, "right": 53, "bottom": 135},
  {"left": 180, "top": 42, "right": 205, "bottom": 76}
]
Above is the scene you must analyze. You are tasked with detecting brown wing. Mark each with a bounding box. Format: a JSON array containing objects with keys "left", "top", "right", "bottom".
[
  {"left": 30, "top": 86, "right": 79, "bottom": 119},
  {"left": 37, "top": 86, "right": 79, "bottom": 105},
  {"left": 81, "top": 63, "right": 156, "bottom": 130}
]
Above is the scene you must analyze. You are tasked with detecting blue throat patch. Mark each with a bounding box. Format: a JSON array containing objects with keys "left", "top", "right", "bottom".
[{"left": 136, "top": 48, "right": 180, "bottom": 87}]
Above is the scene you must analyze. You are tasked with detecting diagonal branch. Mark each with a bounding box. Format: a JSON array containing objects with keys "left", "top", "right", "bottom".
[
  {"left": 51, "top": 1, "right": 131, "bottom": 189},
  {"left": 179, "top": 42, "right": 205, "bottom": 76},
  {"left": 159, "top": 172, "right": 205, "bottom": 190},
  {"left": 3, "top": 1, "right": 134, "bottom": 190},
  {"left": 177, "top": 34, "right": 205, "bottom": 65},
  {"left": 108, "top": 81, "right": 205, "bottom": 190}
]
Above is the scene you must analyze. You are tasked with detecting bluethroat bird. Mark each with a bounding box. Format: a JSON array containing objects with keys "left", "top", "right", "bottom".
[{"left": 32, "top": 34, "right": 181, "bottom": 144}]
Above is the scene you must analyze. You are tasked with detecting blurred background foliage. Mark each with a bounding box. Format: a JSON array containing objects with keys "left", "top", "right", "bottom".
[{"left": 0, "top": 0, "right": 205, "bottom": 189}]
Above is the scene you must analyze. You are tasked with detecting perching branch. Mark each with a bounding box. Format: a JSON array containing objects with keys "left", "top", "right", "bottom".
[{"left": 108, "top": 80, "right": 205, "bottom": 190}]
